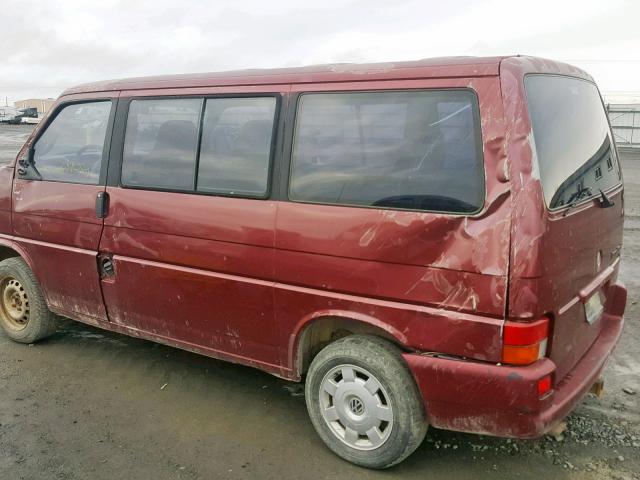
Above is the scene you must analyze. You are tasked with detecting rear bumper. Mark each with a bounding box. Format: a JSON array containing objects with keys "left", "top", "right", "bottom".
[{"left": 403, "top": 282, "right": 626, "bottom": 438}]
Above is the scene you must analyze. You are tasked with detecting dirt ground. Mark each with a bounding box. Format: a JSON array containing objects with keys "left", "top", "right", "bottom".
[{"left": 0, "top": 124, "right": 638, "bottom": 479}]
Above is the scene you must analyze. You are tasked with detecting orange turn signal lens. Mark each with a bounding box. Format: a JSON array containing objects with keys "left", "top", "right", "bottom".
[
  {"left": 501, "top": 317, "right": 550, "bottom": 365},
  {"left": 501, "top": 344, "right": 542, "bottom": 365}
]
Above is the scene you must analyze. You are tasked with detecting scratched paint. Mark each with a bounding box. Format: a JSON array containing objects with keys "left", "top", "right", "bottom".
[
  {"left": 500, "top": 57, "right": 625, "bottom": 381},
  {"left": 0, "top": 56, "right": 627, "bottom": 441}
]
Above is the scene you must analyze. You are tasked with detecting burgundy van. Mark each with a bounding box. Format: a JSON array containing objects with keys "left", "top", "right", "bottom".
[{"left": 0, "top": 56, "right": 626, "bottom": 468}]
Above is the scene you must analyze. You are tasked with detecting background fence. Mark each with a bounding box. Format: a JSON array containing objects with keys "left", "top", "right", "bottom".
[{"left": 608, "top": 104, "right": 640, "bottom": 148}]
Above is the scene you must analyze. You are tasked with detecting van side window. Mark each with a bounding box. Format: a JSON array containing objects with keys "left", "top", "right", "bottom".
[
  {"left": 289, "top": 90, "right": 484, "bottom": 213},
  {"left": 197, "top": 97, "right": 276, "bottom": 197},
  {"left": 121, "top": 98, "right": 202, "bottom": 190},
  {"left": 32, "top": 101, "right": 111, "bottom": 184}
]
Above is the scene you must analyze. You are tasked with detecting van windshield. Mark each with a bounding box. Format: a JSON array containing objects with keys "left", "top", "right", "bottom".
[{"left": 525, "top": 75, "right": 622, "bottom": 209}]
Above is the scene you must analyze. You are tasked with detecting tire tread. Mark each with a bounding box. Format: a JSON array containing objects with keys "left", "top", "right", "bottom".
[
  {"left": 0, "top": 257, "right": 57, "bottom": 343},
  {"left": 305, "top": 335, "right": 427, "bottom": 468}
]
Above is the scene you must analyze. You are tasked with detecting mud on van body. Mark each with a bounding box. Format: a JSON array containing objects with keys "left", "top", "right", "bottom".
[{"left": 0, "top": 56, "right": 626, "bottom": 468}]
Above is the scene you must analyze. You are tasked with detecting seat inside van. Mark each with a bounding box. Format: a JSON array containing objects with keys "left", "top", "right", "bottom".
[{"left": 197, "top": 118, "right": 272, "bottom": 195}]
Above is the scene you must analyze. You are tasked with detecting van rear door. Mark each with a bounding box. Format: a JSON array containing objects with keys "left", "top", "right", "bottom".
[{"left": 524, "top": 75, "right": 624, "bottom": 380}]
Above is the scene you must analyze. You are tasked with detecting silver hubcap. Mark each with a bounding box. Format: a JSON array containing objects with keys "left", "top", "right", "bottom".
[{"left": 319, "top": 364, "right": 393, "bottom": 451}]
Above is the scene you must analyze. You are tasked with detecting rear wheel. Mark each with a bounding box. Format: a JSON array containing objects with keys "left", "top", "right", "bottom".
[
  {"left": 0, "top": 257, "right": 58, "bottom": 343},
  {"left": 305, "top": 335, "right": 427, "bottom": 468}
]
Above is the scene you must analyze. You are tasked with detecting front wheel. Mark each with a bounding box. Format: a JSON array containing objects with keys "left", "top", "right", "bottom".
[
  {"left": 305, "top": 335, "right": 427, "bottom": 468},
  {"left": 0, "top": 257, "right": 58, "bottom": 343}
]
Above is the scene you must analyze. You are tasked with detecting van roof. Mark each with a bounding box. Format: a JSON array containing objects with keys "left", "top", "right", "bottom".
[{"left": 61, "top": 55, "right": 590, "bottom": 96}]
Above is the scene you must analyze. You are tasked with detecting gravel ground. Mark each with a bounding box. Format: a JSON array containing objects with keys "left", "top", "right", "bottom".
[{"left": 0, "top": 124, "right": 638, "bottom": 479}]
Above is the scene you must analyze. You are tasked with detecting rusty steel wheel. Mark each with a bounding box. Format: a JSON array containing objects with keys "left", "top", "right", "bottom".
[
  {"left": 0, "top": 276, "right": 30, "bottom": 331},
  {"left": 0, "top": 257, "right": 57, "bottom": 343}
]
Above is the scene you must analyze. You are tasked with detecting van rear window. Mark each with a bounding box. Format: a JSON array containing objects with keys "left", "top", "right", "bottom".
[
  {"left": 289, "top": 90, "right": 485, "bottom": 213},
  {"left": 525, "top": 75, "right": 622, "bottom": 209}
]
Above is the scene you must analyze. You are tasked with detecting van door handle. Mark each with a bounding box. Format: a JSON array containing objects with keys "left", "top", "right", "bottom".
[{"left": 95, "top": 191, "right": 109, "bottom": 218}]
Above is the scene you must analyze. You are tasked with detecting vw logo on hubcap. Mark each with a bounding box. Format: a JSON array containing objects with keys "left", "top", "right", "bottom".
[{"left": 348, "top": 397, "right": 365, "bottom": 416}]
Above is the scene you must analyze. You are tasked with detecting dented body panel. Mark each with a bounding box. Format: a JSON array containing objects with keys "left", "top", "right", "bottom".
[
  {"left": 276, "top": 76, "right": 511, "bottom": 368},
  {"left": 406, "top": 285, "right": 625, "bottom": 437},
  {"left": 500, "top": 57, "right": 626, "bottom": 383},
  {"left": 5, "top": 56, "right": 626, "bottom": 439}
]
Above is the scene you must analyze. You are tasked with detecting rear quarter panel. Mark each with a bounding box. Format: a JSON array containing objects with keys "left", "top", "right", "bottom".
[{"left": 276, "top": 76, "right": 512, "bottom": 367}]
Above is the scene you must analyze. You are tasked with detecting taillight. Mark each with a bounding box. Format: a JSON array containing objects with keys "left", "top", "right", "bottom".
[
  {"left": 501, "top": 317, "right": 549, "bottom": 365},
  {"left": 537, "top": 374, "right": 553, "bottom": 397}
]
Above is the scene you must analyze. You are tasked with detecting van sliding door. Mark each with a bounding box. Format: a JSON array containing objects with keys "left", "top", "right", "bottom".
[{"left": 97, "top": 89, "right": 286, "bottom": 372}]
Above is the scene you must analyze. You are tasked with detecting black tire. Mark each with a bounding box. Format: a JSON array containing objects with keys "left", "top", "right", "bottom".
[
  {"left": 0, "top": 257, "right": 58, "bottom": 343},
  {"left": 305, "top": 335, "right": 427, "bottom": 468}
]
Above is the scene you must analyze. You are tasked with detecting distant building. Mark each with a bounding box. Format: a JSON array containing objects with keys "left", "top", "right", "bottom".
[
  {"left": 607, "top": 104, "right": 640, "bottom": 148},
  {"left": 14, "top": 98, "right": 55, "bottom": 115}
]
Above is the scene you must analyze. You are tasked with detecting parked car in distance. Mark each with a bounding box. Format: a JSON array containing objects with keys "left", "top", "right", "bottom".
[
  {"left": 0, "top": 106, "right": 39, "bottom": 124},
  {"left": 0, "top": 56, "right": 626, "bottom": 468}
]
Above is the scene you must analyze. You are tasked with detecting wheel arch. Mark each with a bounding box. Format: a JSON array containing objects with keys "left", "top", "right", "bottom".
[
  {"left": 288, "top": 310, "right": 409, "bottom": 381},
  {"left": 0, "top": 239, "right": 32, "bottom": 266},
  {"left": 0, "top": 239, "right": 44, "bottom": 295}
]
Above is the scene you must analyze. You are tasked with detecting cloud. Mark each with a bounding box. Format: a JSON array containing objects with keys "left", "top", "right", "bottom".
[{"left": 1, "top": 0, "right": 638, "bottom": 102}]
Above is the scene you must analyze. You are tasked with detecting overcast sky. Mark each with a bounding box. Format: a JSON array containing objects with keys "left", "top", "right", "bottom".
[{"left": 2, "top": 0, "right": 640, "bottom": 104}]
